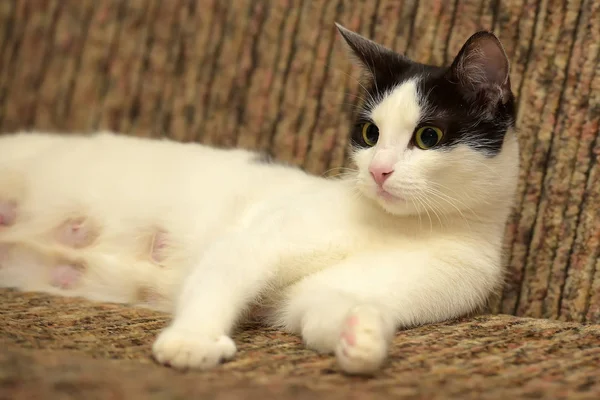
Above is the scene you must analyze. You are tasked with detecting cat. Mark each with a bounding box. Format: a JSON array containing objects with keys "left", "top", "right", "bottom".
[{"left": 0, "top": 23, "right": 519, "bottom": 375}]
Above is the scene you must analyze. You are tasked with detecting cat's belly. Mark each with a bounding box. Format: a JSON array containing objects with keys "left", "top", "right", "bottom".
[{"left": 0, "top": 131, "right": 322, "bottom": 311}]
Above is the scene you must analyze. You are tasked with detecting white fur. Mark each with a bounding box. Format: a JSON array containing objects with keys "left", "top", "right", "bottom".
[{"left": 0, "top": 81, "right": 519, "bottom": 375}]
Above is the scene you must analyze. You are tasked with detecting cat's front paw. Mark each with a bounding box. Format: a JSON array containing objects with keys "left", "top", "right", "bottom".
[
  {"left": 152, "top": 327, "right": 237, "bottom": 370},
  {"left": 335, "top": 306, "right": 391, "bottom": 375}
]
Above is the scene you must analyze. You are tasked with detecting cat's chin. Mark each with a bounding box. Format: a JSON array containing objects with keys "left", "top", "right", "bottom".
[
  {"left": 376, "top": 187, "right": 403, "bottom": 202},
  {"left": 361, "top": 188, "right": 416, "bottom": 217},
  {"left": 376, "top": 199, "right": 416, "bottom": 217}
]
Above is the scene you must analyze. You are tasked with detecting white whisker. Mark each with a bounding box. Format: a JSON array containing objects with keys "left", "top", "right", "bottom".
[
  {"left": 412, "top": 194, "right": 433, "bottom": 232},
  {"left": 422, "top": 187, "right": 475, "bottom": 230}
]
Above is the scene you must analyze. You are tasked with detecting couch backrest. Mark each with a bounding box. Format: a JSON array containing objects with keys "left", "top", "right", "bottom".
[{"left": 1, "top": 0, "right": 598, "bottom": 322}]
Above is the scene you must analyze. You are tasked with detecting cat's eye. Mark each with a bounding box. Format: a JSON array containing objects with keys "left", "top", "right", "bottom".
[
  {"left": 361, "top": 122, "right": 379, "bottom": 147},
  {"left": 415, "top": 126, "right": 443, "bottom": 149}
]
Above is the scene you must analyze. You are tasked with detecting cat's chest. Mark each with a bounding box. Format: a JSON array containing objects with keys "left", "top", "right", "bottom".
[
  {"left": 247, "top": 185, "right": 424, "bottom": 284},
  {"left": 251, "top": 184, "right": 366, "bottom": 240}
]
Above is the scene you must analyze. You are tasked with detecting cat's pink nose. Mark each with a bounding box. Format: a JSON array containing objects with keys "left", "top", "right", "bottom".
[{"left": 369, "top": 165, "right": 394, "bottom": 186}]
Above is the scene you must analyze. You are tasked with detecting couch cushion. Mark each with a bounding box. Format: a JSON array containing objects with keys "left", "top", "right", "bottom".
[
  {"left": 0, "top": 290, "right": 600, "bottom": 399},
  {"left": 1, "top": 289, "right": 599, "bottom": 399}
]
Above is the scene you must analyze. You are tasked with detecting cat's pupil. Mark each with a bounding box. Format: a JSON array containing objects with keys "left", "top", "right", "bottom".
[
  {"left": 420, "top": 128, "right": 438, "bottom": 147},
  {"left": 366, "top": 125, "right": 379, "bottom": 144}
]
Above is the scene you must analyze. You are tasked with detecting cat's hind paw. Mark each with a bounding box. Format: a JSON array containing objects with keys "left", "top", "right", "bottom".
[
  {"left": 335, "top": 306, "right": 390, "bottom": 375},
  {"left": 152, "top": 327, "right": 237, "bottom": 370}
]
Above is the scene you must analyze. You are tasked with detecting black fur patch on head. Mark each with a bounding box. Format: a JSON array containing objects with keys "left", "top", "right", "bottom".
[{"left": 336, "top": 23, "right": 516, "bottom": 156}]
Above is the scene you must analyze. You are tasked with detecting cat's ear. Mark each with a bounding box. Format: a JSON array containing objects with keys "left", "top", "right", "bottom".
[
  {"left": 447, "top": 31, "right": 512, "bottom": 104},
  {"left": 335, "top": 22, "right": 408, "bottom": 80}
]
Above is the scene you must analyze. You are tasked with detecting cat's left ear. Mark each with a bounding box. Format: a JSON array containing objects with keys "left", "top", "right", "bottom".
[
  {"left": 447, "top": 31, "right": 512, "bottom": 104},
  {"left": 335, "top": 22, "right": 408, "bottom": 80}
]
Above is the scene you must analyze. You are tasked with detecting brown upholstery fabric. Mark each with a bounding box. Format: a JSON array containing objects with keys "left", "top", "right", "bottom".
[
  {"left": 0, "top": 0, "right": 599, "bottom": 398},
  {"left": 2, "top": 290, "right": 600, "bottom": 399}
]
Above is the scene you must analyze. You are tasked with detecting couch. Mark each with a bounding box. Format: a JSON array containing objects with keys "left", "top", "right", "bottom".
[{"left": 1, "top": 1, "right": 598, "bottom": 398}]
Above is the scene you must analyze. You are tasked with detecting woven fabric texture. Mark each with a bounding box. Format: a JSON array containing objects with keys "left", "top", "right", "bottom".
[
  {"left": 1, "top": 290, "right": 599, "bottom": 399},
  {"left": 0, "top": 1, "right": 600, "bottom": 398}
]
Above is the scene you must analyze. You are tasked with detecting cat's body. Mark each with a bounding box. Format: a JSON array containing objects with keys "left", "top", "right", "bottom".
[
  {"left": 0, "top": 25, "right": 519, "bottom": 375},
  {"left": 0, "top": 132, "right": 323, "bottom": 307}
]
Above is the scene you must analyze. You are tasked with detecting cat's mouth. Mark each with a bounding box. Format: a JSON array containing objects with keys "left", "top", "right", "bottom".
[{"left": 376, "top": 187, "right": 404, "bottom": 202}]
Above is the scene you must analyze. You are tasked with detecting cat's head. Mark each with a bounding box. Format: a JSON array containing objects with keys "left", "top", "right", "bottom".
[{"left": 337, "top": 24, "right": 520, "bottom": 219}]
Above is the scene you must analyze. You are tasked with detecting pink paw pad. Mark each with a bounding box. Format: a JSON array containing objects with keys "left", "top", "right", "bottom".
[
  {"left": 56, "top": 217, "right": 98, "bottom": 248},
  {"left": 50, "top": 263, "right": 84, "bottom": 290},
  {"left": 0, "top": 200, "right": 17, "bottom": 226},
  {"left": 335, "top": 308, "right": 389, "bottom": 375},
  {"left": 341, "top": 330, "right": 356, "bottom": 347},
  {"left": 341, "top": 317, "right": 359, "bottom": 346},
  {"left": 150, "top": 229, "right": 168, "bottom": 263}
]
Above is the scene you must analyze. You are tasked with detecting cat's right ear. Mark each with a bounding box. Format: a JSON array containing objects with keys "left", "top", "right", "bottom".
[
  {"left": 335, "top": 23, "right": 408, "bottom": 80},
  {"left": 447, "top": 31, "right": 512, "bottom": 105}
]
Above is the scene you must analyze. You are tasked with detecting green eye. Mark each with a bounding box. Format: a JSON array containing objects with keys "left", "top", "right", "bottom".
[
  {"left": 361, "top": 122, "right": 379, "bottom": 147},
  {"left": 415, "top": 126, "right": 444, "bottom": 149}
]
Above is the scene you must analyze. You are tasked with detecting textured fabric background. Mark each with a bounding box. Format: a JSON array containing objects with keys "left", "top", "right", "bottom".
[
  {"left": 2, "top": 290, "right": 600, "bottom": 399},
  {"left": 1, "top": 1, "right": 600, "bottom": 398}
]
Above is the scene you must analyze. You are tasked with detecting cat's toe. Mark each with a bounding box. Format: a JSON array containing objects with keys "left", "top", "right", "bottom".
[
  {"left": 335, "top": 306, "right": 390, "bottom": 375},
  {"left": 152, "top": 327, "right": 237, "bottom": 370}
]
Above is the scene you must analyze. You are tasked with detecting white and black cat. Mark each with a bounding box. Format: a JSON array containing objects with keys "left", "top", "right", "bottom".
[{"left": 0, "top": 23, "right": 519, "bottom": 375}]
